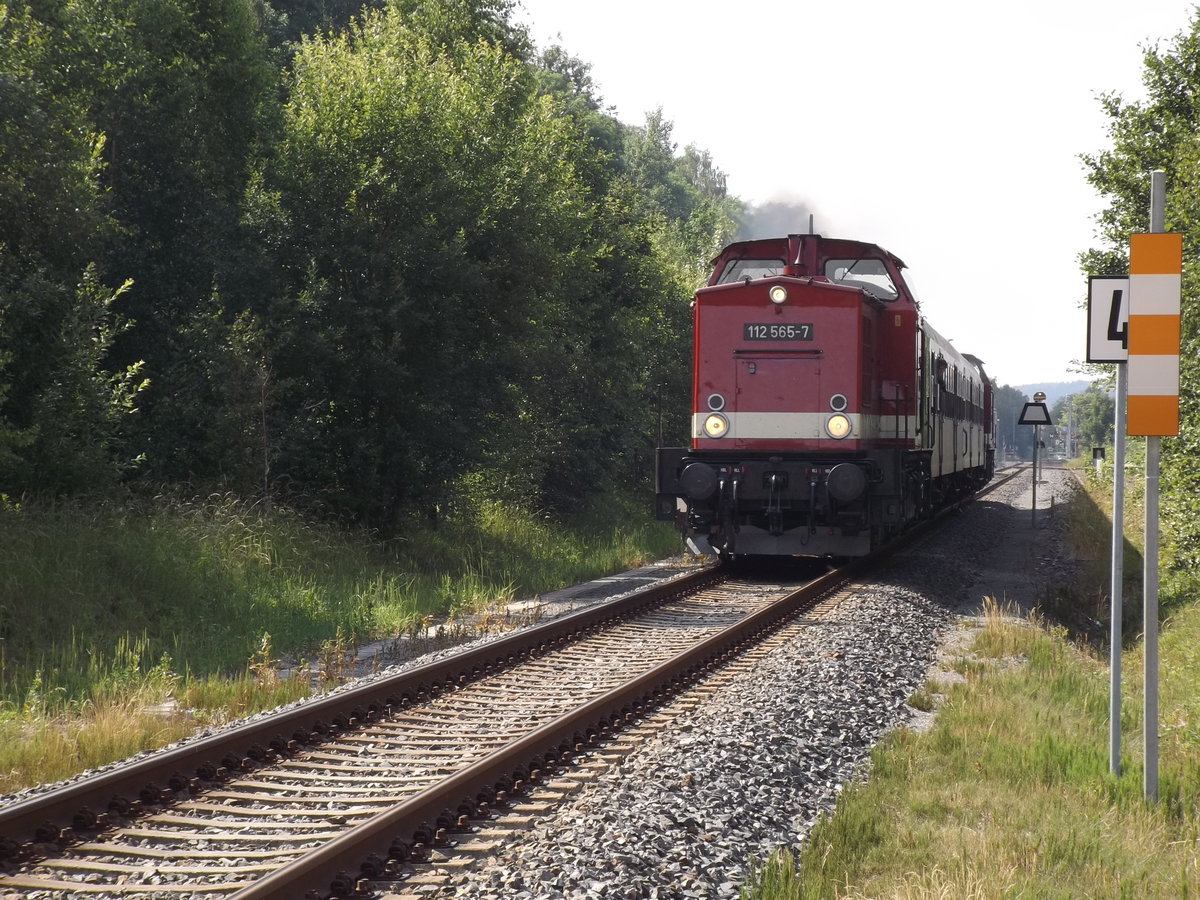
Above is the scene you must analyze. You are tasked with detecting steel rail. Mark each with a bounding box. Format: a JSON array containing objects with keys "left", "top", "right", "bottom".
[
  {"left": 232, "top": 559, "right": 862, "bottom": 899},
  {"left": 0, "top": 566, "right": 725, "bottom": 850}
]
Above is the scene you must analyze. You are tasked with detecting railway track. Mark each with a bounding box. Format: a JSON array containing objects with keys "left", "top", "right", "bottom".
[{"left": 0, "top": 470, "right": 1021, "bottom": 899}]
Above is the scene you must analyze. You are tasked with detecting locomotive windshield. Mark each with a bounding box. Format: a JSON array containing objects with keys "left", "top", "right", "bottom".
[
  {"left": 716, "top": 258, "right": 785, "bottom": 283},
  {"left": 825, "top": 258, "right": 898, "bottom": 301}
]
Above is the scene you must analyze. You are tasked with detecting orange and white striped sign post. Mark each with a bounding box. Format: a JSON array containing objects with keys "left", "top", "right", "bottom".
[
  {"left": 1127, "top": 231, "right": 1182, "bottom": 436},
  {"left": 1128, "top": 170, "right": 1180, "bottom": 803}
]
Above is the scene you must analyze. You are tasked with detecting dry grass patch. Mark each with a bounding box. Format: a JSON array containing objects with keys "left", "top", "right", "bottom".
[{"left": 0, "top": 700, "right": 194, "bottom": 794}]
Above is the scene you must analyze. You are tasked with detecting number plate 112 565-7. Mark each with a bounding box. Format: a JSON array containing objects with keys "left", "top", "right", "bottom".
[{"left": 743, "top": 323, "right": 813, "bottom": 341}]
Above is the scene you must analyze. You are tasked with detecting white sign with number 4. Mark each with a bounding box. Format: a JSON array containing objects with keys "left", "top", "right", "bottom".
[{"left": 1087, "top": 274, "right": 1130, "bottom": 363}]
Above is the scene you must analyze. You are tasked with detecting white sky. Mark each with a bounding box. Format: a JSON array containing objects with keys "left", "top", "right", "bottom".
[{"left": 514, "top": 0, "right": 1197, "bottom": 388}]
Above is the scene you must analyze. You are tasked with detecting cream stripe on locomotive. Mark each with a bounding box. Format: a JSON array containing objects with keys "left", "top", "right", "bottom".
[{"left": 692, "top": 412, "right": 919, "bottom": 441}]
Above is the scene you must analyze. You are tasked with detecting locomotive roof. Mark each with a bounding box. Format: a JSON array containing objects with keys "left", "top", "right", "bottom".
[
  {"left": 710, "top": 235, "right": 907, "bottom": 271},
  {"left": 706, "top": 234, "right": 914, "bottom": 306}
]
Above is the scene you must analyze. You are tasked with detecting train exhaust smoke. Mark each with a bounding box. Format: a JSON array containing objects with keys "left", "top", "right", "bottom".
[{"left": 736, "top": 199, "right": 824, "bottom": 241}]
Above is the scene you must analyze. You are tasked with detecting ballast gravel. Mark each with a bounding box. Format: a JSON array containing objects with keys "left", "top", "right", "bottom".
[{"left": 439, "top": 468, "right": 1081, "bottom": 900}]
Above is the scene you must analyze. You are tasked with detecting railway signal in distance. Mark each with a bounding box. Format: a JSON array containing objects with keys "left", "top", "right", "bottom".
[
  {"left": 1018, "top": 400, "right": 1051, "bottom": 425},
  {"left": 1018, "top": 392, "right": 1051, "bottom": 526}
]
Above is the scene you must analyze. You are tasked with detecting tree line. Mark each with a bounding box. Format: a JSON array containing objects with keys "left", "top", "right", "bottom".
[{"left": 0, "top": 0, "right": 741, "bottom": 529}]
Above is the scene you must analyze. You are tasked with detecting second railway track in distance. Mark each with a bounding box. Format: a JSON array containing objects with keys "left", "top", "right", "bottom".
[{"left": 0, "top": 471, "right": 1021, "bottom": 900}]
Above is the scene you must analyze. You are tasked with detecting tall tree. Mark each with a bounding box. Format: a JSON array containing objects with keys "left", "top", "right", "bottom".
[
  {"left": 258, "top": 0, "right": 593, "bottom": 526},
  {"left": 0, "top": 2, "right": 146, "bottom": 493},
  {"left": 1082, "top": 7, "right": 1200, "bottom": 567},
  {"left": 532, "top": 45, "right": 624, "bottom": 192},
  {"left": 623, "top": 108, "right": 694, "bottom": 222},
  {"left": 35, "top": 0, "right": 279, "bottom": 484}
]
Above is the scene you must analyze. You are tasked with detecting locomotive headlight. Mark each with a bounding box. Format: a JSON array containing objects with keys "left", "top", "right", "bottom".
[
  {"left": 825, "top": 413, "right": 852, "bottom": 439},
  {"left": 703, "top": 413, "right": 729, "bottom": 438},
  {"left": 768, "top": 285, "right": 788, "bottom": 305}
]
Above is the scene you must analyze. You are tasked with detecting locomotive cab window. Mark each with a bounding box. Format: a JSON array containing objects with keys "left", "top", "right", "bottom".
[
  {"left": 824, "top": 258, "right": 898, "bottom": 301},
  {"left": 716, "top": 258, "right": 786, "bottom": 284}
]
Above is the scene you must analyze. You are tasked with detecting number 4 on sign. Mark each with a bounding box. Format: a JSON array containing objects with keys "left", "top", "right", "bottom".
[
  {"left": 1088, "top": 275, "right": 1130, "bottom": 364},
  {"left": 1107, "top": 286, "right": 1127, "bottom": 348}
]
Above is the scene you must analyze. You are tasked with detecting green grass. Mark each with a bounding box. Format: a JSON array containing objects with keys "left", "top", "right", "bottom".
[
  {"left": 0, "top": 488, "right": 682, "bottom": 792},
  {"left": 741, "top": 471, "right": 1200, "bottom": 900}
]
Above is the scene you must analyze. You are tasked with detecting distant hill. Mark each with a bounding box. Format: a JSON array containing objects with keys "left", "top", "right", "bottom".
[{"left": 1013, "top": 381, "right": 1090, "bottom": 406}]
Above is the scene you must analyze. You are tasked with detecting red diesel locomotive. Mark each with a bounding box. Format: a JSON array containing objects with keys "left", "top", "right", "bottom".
[{"left": 655, "top": 233, "right": 994, "bottom": 559}]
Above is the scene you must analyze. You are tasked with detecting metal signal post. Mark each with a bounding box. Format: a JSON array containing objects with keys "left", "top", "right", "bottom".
[
  {"left": 1135, "top": 170, "right": 1178, "bottom": 802},
  {"left": 1111, "top": 363, "right": 1126, "bottom": 776},
  {"left": 1088, "top": 264, "right": 1131, "bottom": 780},
  {"left": 1018, "top": 396, "right": 1051, "bottom": 527}
]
